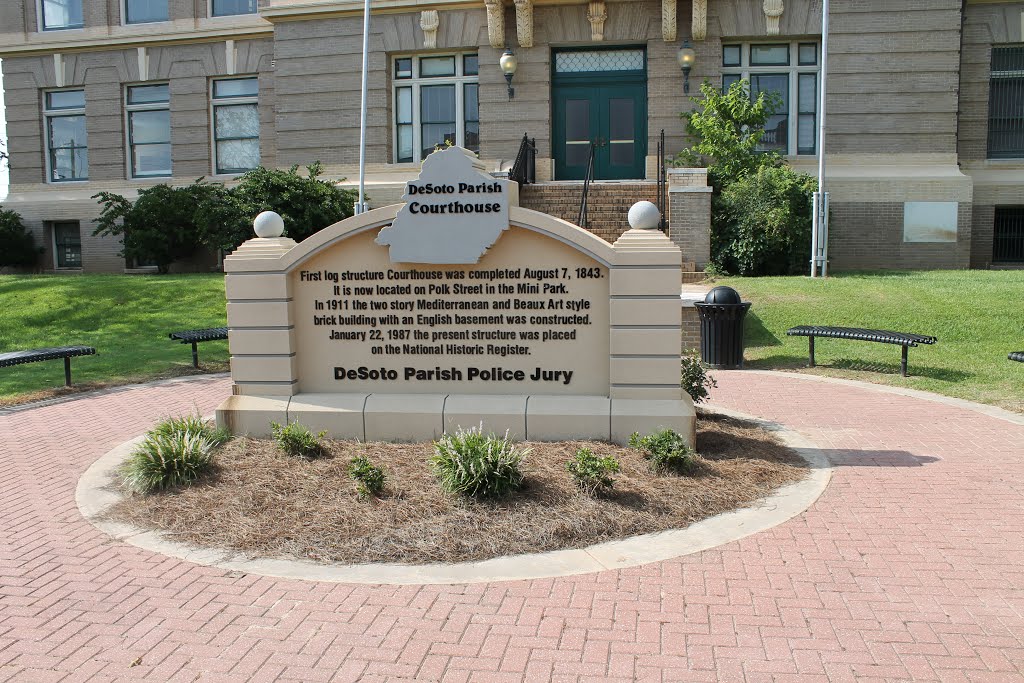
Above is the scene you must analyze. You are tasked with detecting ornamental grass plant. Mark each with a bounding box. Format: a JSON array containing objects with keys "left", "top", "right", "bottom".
[
  {"left": 120, "top": 415, "right": 227, "bottom": 494},
  {"left": 431, "top": 426, "right": 528, "bottom": 499}
]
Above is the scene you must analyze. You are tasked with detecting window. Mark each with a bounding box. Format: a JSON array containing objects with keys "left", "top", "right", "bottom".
[
  {"left": 988, "top": 45, "right": 1024, "bottom": 159},
  {"left": 52, "top": 222, "right": 82, "bottom": 269},
  {"left": 211, "top": 0, "right": 256, "bottom": 17},
  {"left": 40, "top": 0, "right": 83, "bottom": 30},
  {"left": 392, "top": 53, "right": 479, "bottom": 163},
  {"left": 44, "top": 90, "right": 88, "bottom": 182},
  {"left": 212, "top": 77, "right": 259, "bottom": 174},
  {"left": 126, "top": 84, "right": 171, "bottom": 177},
  {"left": 722, "top": 42, "right": 819, "bottom": 156},
  {"left": 125, "top": 0, "right": 167, "bottom": 23}
]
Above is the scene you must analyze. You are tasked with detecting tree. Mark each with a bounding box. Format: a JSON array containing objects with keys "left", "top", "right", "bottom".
[
  {"left": 674, "top": 79, "right": 783, "bottom": 190},
  {"left": 674, "top": 79, "right": 816, "bottom": 276},
  {"left": 196, "top": 163, "right": 357, "bottom": 252},
  {"left": 0, "top": 207, "right": 42, "bottom": 269},
  {"left": 93, "top": 182, "right": 221, "bottom": 273},
  {"left": 92, "top": 163, "right": 357, "bottom": 272}
]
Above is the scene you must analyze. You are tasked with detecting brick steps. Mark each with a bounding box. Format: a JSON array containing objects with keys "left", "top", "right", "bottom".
[{"left": 520, "top": 181, "right": 702, "bottom": 281}]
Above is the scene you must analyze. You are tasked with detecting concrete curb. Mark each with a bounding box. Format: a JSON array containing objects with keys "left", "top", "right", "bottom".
[{"left": 76, "top": 408, "right": 831, "bottom": 585}]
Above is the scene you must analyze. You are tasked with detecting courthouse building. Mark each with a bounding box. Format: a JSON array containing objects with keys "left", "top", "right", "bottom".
[{"left": 0, "top": 0, "right": 1022, "bottom": 273}]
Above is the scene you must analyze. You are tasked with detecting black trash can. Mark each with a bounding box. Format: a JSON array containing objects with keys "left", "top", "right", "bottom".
[{"left": 693, "top": 286, "right": 751, "bottom": 369}]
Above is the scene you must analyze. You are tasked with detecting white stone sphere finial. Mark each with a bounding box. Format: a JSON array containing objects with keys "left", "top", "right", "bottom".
[
  {"left": 627, "top": 201, "right": 661, "bottom": 230},
  {"left": 253, "top": 211, "right": 285, "bottom": 238}
]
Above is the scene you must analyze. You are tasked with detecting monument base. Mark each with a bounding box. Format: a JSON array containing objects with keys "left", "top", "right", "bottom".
[{"left": 215, "top": 393, "right": 696, "bottom": 447}]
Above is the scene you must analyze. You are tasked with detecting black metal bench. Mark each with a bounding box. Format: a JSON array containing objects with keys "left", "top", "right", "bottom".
[
  {"left": 786, "top": 326, "right": 937, "bottom": 377},
  {"left": 1010, "top": 352, "right": 1024, "bottom": 363},
  {"left": 169, "top": 327, "right": 228, "bottom": 368},
  {"left": 0, "top": 346, "right": 97, "bottom": 386}
]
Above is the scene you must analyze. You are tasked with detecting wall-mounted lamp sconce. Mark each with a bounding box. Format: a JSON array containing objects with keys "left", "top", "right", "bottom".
[
  {"left": 677, "top": 40, "right": 696, "bottom": 94},
  {"left": 499, "top": 47, "right": 518, "bottom": 101}
]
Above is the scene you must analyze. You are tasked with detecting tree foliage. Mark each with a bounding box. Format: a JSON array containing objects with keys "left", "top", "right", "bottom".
[
  {"left": 92, "top": 163, "right": 356, "bottom": 272},
  {"left": 714, "top": 165, "right": 817, "bottom": 276},
  {"left": 93, "top": 182, "right": 222, "bottom": 273},
  {"left": 0, "top": 207, "right": 42, "bottom": 269},
  {"left": 674, "top": 79, "right": 816, "bottom": 276}
]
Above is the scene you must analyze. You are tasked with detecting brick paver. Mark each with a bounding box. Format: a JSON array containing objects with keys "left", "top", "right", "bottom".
[{"left": 1, "top": 372, "right": 1022, "bottom": 682}]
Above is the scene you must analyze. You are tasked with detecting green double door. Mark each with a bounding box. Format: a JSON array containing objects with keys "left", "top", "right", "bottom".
[{"left": 553, "top": 83, "right": 647, "bottom": 180}]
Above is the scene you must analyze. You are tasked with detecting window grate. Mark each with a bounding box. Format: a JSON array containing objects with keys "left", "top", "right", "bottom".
[
  {"left": 988, "top": 46, "right": 1024, "bottom": 159},
  {"left": 993, "top": 206, "right": 1024, "bottom": 263},
  {"left": 554, "top": 50, "right": 644, "bottom": 73}
]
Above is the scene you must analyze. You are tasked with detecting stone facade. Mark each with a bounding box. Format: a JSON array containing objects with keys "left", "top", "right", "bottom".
[{"left": 1, "top": 0, "right": 1022, "bottom": 272}]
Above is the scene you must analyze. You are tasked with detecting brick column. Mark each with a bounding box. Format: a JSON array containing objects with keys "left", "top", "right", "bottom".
[{"left": 667, "top": 168, "right": 712, "bottom": 269}]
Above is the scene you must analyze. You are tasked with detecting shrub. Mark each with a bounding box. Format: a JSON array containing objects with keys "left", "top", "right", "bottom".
[
  {"left": 431, "top": 426, "right": 528, "bottom": 499},
  {"left": 0, "top": 208, "right": 42, "bottom": 269},
  {"left": 196, "top": 163, "right": 357, "bottom": 251},
  {"left": 567, "top": 447, "right": 620, "bottom": 495},
  {"left": 681, "top": 352, "right": 717, "bottom": 404},
  {"left": 120, "top": 415, "right": 226, "bottom": 494},
  {"left": 629, "top": 429, "right": 696, "bottom": 475},
  {"left": 92, "top": 182, "right": 222, "bottom": 273},
  {"left": 348, "top": 455, "right": 387, "bottom": 499},
  {"left": 714, "top": 165, "right": 816, "bottom": 276},
  {"left": 271, "top": 420, "right": 327, "bottom": 459}
]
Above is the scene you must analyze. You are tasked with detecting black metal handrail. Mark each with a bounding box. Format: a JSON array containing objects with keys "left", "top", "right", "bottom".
[
  {"left": 656, "top": 128, "right": 667, "bottom": 232},
  {"left": 509, "top": 133, "right": 536, "bottom": 186},
  {"left": 577, "top": 142, "right": 597, "bottom": 230}
]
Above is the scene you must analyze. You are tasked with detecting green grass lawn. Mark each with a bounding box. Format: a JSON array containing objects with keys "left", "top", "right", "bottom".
[
  {"left": 717, "top": 270, "right": 1024, "bottom": 412},
  {"left": 1, "top": 271, "right": 1021, "bottom": 412},
  {"left": 0, "top": 274, "right": 229, "bottom": 404}
]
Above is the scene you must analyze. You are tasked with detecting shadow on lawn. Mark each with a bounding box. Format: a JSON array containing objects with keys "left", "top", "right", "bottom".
[{"left": 743, "top": 312, "right": 783, "bottom": 348}]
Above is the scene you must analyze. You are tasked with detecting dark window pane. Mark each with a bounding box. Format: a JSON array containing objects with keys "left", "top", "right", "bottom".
[
  {"left": 46, "top": 90, "right": 85, "bottom": 110},
  {"left": 751, "top": 74, "right": 789, "bottom": 152},
  {"left": 723, "top": 45, "right": 741, "bottom": 67},
  {"left": 610, "top": 142, "right": 633, "bottom": 166},
  {"left": 750, "top": 44, "right": 789, "bottom": 66},
  {"left": 988, "top": 47, "right": 1024, "bottom": 158},
  {"left": 463, "top": 54, "right": 479, "bottom": 75},
  {"left": 128, "top": 84, "right": 169, "bottom": 104},
  {"left": 213, "top": 78, "right": 258, "bottom": 98},
  {"left": 48, "top": 115, "right": 88, "bottom": 181},
  {"left": 464, "top": 122, "right": 480, "bottom": 154},
  {"left": 420, "top": 56, "right": 455, "bottom": 77},
  {"left": 608, "top": 98, "right": 634, "bottom": 141},
  {"left": 798, "top": 43, "right": 817, "bottom": 66},
  {"left": 42, "top": 0, "right": 83, "bottom": 29},
  {"left": 420, "top": 84, "right": 455, "bottom": 122},
  {"left": 722, "top": 73, "right": 742, "bottom": 93},
  {"left": 54, "top": 223, "right": 81, "bottom": 268},
  {"left": 797, "top": 73, "right": 817, "bottom": 155},
  {"left": 565, "top": 142, "right": 589, "bottom": 166},
  {"left": 463, "top": 83, "right": 479, "bottom": 122},
  {"left": 126, "top": 0, "right": 168, "bottom": 23},
  {"left": 395, "top": 58, "right": 412, "bottom": 79},
  {"left": 211, "top": 0, "right": 256, "bottom": 16},
  {"left": 421, "top": 125, "right": 456, "bottom": 158},
  {"left": 565, "top": 99, "right": 590, "bottom": 142}
]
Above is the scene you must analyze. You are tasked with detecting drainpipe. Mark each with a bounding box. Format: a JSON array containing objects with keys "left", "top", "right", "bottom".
[{"left": 811, "top": 0, "right": 829, "bottom": 277}]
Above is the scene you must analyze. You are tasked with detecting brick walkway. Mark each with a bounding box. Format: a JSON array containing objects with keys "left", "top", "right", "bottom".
[{"left": 1, "top": 372, "right": 1022, "bottom": 682}]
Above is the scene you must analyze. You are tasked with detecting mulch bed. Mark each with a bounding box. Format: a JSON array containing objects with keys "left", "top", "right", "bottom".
[{"left": 104, "top": 412, "right": 808, "bottom": 565}]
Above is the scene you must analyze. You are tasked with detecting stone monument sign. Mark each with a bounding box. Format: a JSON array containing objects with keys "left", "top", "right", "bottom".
[{"left": 216, "top": 147, "right": 694, "bottom": 445}]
